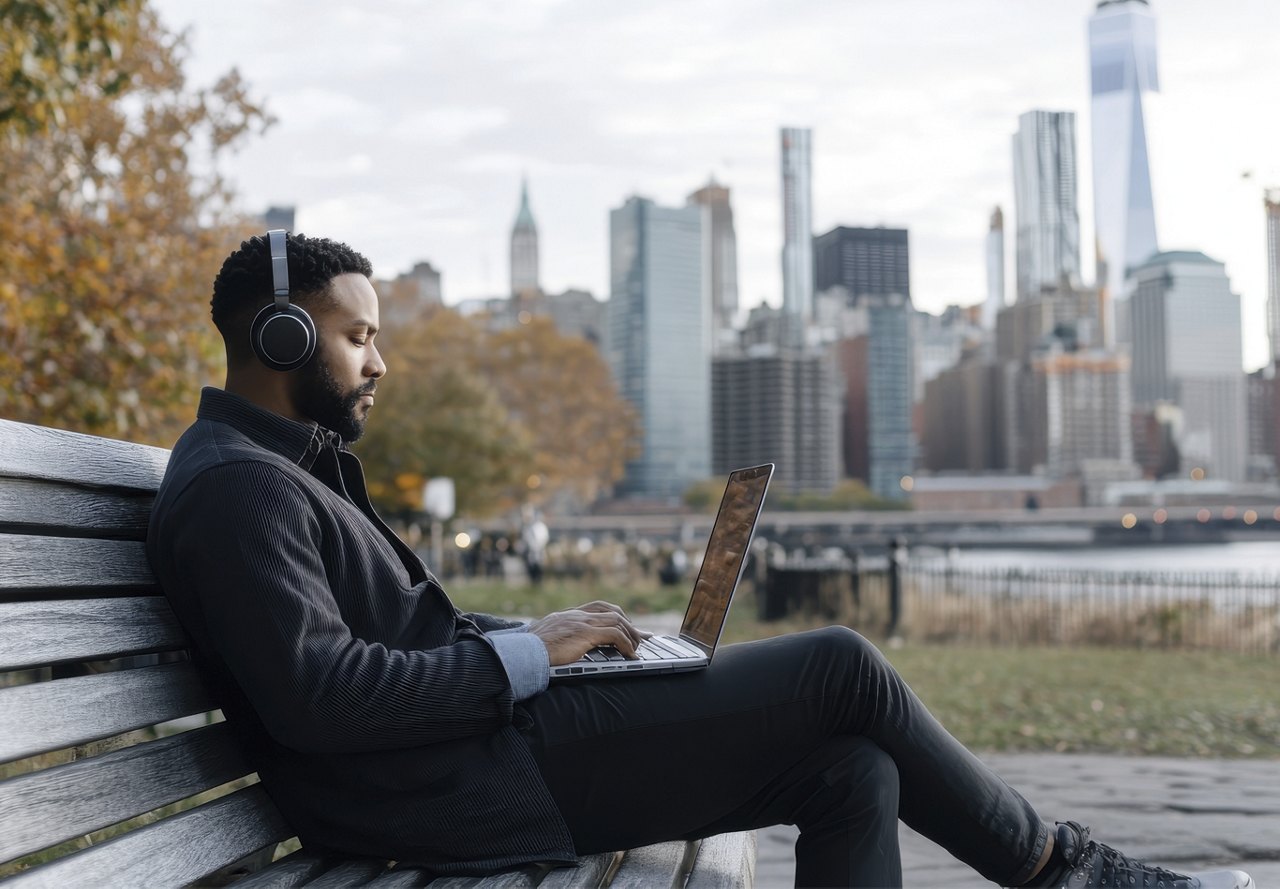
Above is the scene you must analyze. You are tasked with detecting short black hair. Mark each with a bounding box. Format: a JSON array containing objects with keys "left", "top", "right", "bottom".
[{"left": 211, "top": 232, "right": 374, "bottom": 338}]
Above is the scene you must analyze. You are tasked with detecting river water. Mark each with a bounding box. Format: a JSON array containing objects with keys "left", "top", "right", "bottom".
[{"left": 939, "top": 540, "right": 1280, "bottom": 576}]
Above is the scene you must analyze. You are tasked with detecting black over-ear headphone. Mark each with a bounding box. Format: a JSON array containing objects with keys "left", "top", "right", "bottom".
[{"left": 250, "top": 230, "right": 317, "bottom": 371}]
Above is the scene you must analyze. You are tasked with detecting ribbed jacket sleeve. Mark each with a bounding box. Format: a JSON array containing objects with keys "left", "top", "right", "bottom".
[{"left": 165, "top": 460, "right": 516, "bottom": 754}]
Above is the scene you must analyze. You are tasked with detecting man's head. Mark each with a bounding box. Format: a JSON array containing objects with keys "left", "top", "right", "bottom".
[{"left": 211, "top": 233, "right": 386, "bottom": 442}]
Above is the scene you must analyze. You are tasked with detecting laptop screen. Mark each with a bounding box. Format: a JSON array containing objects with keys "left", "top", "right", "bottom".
[{"left": 679, "top": 464, "right": 773, "bottom": 650}]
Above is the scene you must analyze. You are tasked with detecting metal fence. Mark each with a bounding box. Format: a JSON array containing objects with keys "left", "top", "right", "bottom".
[
  {"left": 901, "top": 562, "right": 1280, "bottom": 656},
  {"left": 757, "top": 558, "right": 1280, "bottom": 655}
]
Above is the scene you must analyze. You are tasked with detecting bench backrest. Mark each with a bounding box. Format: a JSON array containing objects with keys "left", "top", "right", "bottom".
[{"left": 0, "top": 418, "right": 293, "bottom": 887}]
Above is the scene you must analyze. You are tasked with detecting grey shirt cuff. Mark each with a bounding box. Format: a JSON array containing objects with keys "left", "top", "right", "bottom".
[{"left": 486, "top": 627, "right": 550, "bottom": 701}]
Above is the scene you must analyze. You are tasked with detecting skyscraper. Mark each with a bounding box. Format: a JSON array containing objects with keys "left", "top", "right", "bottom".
[
  {"left": 982, "top": 207, "right": 1006, "bottom": 330},
  {"left": 1129, "top": 251, "right": 1246, "bottom": 481},
  {"left": 711, "top": 348, "right": 840, "bottom": 495},
  {"left": 813, "top": 226, "right": 910, "bottom": 304},
  {"left": 687, "top": 178, "right": 740, "bottom": 350},
  {"left": 1089, "top": 0, "right": 1160, "bottom": 333},
  {"left": 510, "top": 177, "right": 539, "bottom": 299},
  {"left": 1266, "top": 188, "right": 1280, "bottom": 365},
  {"left": 1013, "top": 110, "right": 1081, "bottom": 299},
  {"left": 606, "top": 196, "right": 709, "bottom": 498},
  {"left": 780, "top": 127, "right": 814, "bottom": 327}
]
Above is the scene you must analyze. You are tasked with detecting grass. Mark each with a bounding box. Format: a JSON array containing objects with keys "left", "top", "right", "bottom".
[{"left": 449, "top": 577, "right": 1280, "bottom": 759}]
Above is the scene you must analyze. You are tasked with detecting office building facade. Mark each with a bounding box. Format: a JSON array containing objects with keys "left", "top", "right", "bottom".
[
  {"left": 1266, "top": 189, "right": 1280, "bottom": 364},
  {"left": 814, "top": 226, "right": 911, "bottom": 305},
  {"left": 687, "top": 179, "right": 740, "bottom": 351},
  {"left": 606, "top": 196, "right": 709, "bottom": 498},
  {"left": 1128, "top": 251, "right": 1246, "bottom": 481},
  {"left": 1013, "top": 110, "right": 1081, "bottom": 299},
  {"left": 711, "top": 347, "right": 840, "bottom": 495}
]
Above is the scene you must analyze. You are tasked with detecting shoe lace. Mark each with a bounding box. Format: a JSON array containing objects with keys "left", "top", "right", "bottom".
[{"left": 1091, "top": 842, "right": 1191, "bottom": 888}]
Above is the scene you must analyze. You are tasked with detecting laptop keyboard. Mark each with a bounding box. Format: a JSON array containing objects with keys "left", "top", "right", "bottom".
[{"left": 587, "top": 636, "right": 692, "bottom": 662}]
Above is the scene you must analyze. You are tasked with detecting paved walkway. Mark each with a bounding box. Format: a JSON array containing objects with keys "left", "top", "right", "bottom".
[{"left": 753, "top": 753, "right": 1280, "bottom": 887}]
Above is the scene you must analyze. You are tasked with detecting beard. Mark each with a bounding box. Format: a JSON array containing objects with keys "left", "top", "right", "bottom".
[{"left": 293, "top": 355, "right": 375, "bottom": 443}]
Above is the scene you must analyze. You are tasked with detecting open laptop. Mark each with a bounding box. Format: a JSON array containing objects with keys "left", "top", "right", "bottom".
[{"left": 550, "top": 463, "right": 774, "bottom": 680}]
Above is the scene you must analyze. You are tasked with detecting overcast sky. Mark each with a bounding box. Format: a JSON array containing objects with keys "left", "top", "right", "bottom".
[{"left": 153, "top": 0, "right": 1280, "bottom": 369}]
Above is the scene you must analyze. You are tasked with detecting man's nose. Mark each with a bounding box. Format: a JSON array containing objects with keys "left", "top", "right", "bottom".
[{"left": 367, "top": 346, "right": 387, "bottom": 379}]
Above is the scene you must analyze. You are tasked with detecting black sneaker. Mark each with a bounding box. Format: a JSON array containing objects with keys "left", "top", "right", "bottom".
[{"left": 1048, "top": 822, "right": 1256, "bottom": 889}]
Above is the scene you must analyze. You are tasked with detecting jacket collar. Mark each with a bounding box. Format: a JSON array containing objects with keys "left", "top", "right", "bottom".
[{"left": 196, "top": 387, "right": 343, "bottom": 471}]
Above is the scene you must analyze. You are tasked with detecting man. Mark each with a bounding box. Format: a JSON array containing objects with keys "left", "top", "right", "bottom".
[{"left": 147, "top": 233, "right": 1254, "bottom": 889}]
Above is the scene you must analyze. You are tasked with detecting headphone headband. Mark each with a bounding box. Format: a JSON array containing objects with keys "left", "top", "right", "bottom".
[{"left": 268, "top": 229, "right": 291, "bottom": 308}]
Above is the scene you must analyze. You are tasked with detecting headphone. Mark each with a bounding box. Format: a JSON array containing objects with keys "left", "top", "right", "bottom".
[{"left": 250, "top": 230, "right": 317, "bottom": 371}]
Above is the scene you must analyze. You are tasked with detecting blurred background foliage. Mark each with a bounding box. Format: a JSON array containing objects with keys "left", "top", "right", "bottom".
[
  {"left": 358, "top": 307, "right": 637, "bottom": 518},
  {"left": 0, "top": 0, "right": 272, "bottom": 444}
]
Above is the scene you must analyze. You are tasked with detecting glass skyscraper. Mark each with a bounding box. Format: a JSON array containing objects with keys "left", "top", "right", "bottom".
[
  {"left": 1012, "top": 110, "right": 1081, "bottom": 299},
  {"left": 1129, "top": 251, "right": 1245, "bottom": 481},
  {"left": 606, "top": 196, "right": 709, "bottom": 498},
  {"left": 1089, "top": 0, "right": 1160, "bottom": 336},
  {"left": 780, "top": 127, "right": 814, "bottom": 327}
]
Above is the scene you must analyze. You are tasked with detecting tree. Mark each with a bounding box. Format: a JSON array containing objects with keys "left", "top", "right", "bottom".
[
  {"left": 356, "top": 309, "right": 535, "bottom": 519},
  {"left": 355, "top": 308, "right": 637, "bottom": 518},
  {"left": 477, "top": 315, "right": 637, "bottom": 508},
  {"left": 0, "top": 1, "right": 272, "bottom": 444}
]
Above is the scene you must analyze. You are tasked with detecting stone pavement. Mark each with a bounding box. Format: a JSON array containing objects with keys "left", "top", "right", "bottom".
[{"left": 753, "top": 753, "right": 1280, "bottom": 887}]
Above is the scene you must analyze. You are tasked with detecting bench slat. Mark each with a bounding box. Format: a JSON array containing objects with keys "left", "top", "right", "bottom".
[
  {"left": 0, "top": 534, "right": 154, "bottom": 593},
  {"left": 0, "top": 418, "right": 168, "bottom": 492},
  {"left": 298, "top": 858, "right": 389, "bottom": 887},
  {"left": 0, "top": 596, "right": 185, "bottom": 672},
  {"left": 0, "top": 662, "right": 214, "bottom": 764},
  {"left": 0, "top": 478, "right": 153, "bottom": 539},
  {"left": 536, "top": 853, "right": 619, "bottom": 889},
  {"left": 0, "top": 784, "right": 289, "bottom": 889},
  {"left": 423, "top": 868, "right": 540, "bottom": 888},
  {"left": 684, "top": 832, "right": 756, "bottom": 889},
  {"left": 229, "top": 851, "right": 332, "bottom": 888},
  {"left": 607, "top": 840, "right": 694, "bottom": 889},
  {"left": 0, "top": 722, "right": 250, "bottom": 862}
]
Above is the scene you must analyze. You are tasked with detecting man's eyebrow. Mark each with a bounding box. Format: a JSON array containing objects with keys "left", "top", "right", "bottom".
[{"left": 347, "top": 319, "right": 379, "bottom": 333}]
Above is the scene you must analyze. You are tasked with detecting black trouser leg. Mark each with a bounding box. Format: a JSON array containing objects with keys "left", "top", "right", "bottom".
[{"left": 521, "top": 627, "right": 1047, "bottom": 887}]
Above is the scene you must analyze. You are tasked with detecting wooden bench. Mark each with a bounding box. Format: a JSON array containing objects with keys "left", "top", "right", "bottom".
[{"left": 0, "top": 418, "right": 757, "bottom": 888}]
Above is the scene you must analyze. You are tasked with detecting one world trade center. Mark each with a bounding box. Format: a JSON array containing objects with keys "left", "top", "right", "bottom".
[{"left": 1089, "top": 0, "right": 1159, "bottom": 343}]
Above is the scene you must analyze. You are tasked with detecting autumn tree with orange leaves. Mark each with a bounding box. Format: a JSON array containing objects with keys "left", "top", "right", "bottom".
[
  {"left": 357, "top": 307, "right": 636, "bottom": 518},
  {"left": 0, "top": 0, "right": 272, "bottom": 444}
]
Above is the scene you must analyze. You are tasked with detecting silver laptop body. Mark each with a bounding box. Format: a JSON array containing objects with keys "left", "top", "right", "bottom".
[{"left": 550, "top": 463, "right": 774, "bottom": 680}]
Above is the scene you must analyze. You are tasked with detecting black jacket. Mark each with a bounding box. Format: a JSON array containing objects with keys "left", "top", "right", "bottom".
[{"left": 145, "top": 387, "right": 575, "bottom": 873}]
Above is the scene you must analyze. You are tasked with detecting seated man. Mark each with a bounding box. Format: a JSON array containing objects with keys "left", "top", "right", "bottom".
[{"left": 146, "top": 232, "right": 1254, "bottom": 889}]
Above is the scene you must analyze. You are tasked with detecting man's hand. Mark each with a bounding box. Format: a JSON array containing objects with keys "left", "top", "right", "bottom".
[{"left": 525, "top": 601, "right": 651, "bottom": 666}]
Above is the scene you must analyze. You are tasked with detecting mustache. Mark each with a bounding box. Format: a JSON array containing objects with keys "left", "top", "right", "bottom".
[{"left": 356, "top": 382, "right": 377, "bottom": 397}]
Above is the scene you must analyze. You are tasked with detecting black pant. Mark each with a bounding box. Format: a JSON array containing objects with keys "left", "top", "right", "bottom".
[{"left": 522, "top": 627, "right": 1048, "bottom": 888}]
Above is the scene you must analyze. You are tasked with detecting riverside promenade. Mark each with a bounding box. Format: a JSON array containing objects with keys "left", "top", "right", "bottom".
[{"left": 754, "top": 752, "right": 1280, "bottom": 886}]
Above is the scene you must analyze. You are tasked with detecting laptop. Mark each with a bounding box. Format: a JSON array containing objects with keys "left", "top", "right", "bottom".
[{"left": 550, "top": 463, "right": 774, "bottom": 680}]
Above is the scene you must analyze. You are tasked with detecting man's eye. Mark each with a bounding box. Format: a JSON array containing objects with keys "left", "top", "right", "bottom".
[{"left": 351, "top": 337, "right": 367, "bottom": 346}]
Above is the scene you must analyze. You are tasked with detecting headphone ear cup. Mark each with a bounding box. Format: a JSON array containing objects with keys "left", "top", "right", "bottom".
[{"left": 251, "top": 303, "right": 317, "bottom": 371}]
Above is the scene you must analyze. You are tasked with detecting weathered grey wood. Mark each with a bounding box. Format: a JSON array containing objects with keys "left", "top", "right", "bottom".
[
  {"left": 0, "top": 534, "right": 153, "bottom": 592},
  {"left": 535, "top": 853, "right": 619, "bottom": 889},
  {"left": 606, "top": 840, "right": 695, "bottom": 889},
  {"left": 0, "top": 596, "right": 185, "bottom": 671},
  {"left": 0, "top": 662, "right": 214, "bottom": 764},
  {"left": 228, "top": 850, "right": 332, "bottom": 888},
  {"left": 0, "top": 534, "right": 153, "bottom": 591},
  {"left": 0, "top": 418, "right": 169, "bottom": 492},
  {"left": 0, "top": 722, "right": 249, "bottom": 861},
  {"left": 0, "top": 477, "right": 154, "bottom": 538},
  {"left": 362, "top": 865, "right": 437, "bottom": 888},
  {"left": 0, "top": 785, "right": 288, "bottom": 889},
  {"left": 296, "top": 857, "right": 389, "bottom": 887},
  {"left": 424, "top": 867, "right": 540, "bottom": 888},
  {"left": 684, "top": 832, "right": 756, "bottom": 889}
]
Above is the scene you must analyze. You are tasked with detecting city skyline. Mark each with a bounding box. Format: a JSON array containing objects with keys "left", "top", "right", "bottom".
[{"left": 153, "top": 0, "right": 1280, "bottom": 369}]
